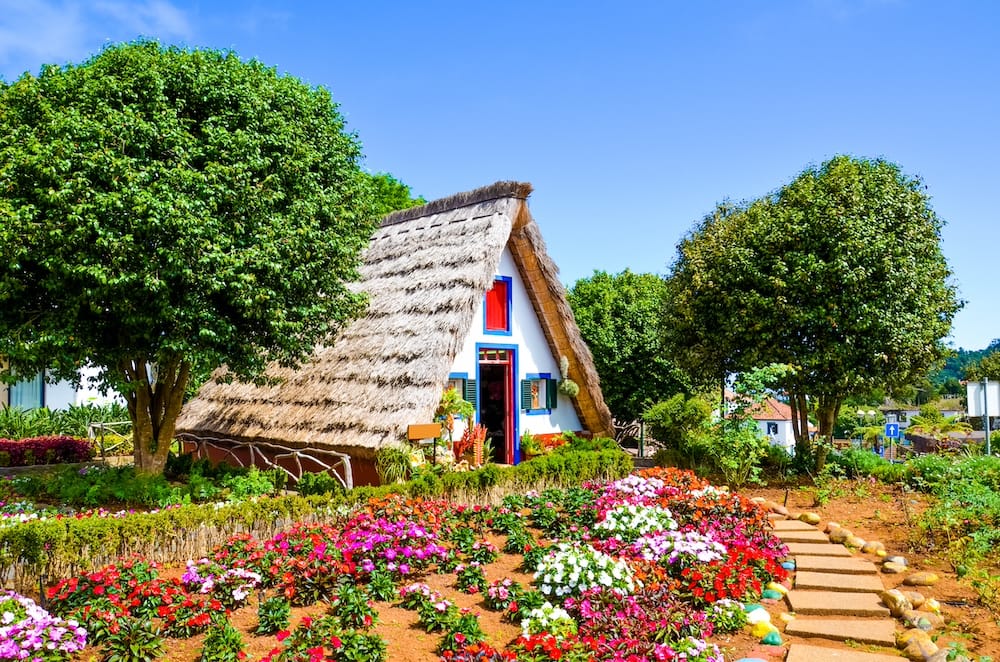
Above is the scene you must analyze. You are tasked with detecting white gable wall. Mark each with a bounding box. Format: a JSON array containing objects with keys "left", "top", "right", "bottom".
[{"left": 449, "top": 248, "right": 582, "bottom": 455}]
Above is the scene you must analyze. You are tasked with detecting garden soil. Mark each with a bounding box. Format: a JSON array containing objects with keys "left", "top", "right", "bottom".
[{"left": 73, "top": 480, "right": 1000, "bottom": 661}]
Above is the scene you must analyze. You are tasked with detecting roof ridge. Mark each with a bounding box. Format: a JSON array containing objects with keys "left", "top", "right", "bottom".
[{"left": 380, "top": 181, "right": 533, "bottom": 227}]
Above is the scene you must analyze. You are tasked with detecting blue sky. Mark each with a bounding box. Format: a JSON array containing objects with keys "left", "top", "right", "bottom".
[{"left": 2, "top": 1, "right": 997, "bottom": 350}]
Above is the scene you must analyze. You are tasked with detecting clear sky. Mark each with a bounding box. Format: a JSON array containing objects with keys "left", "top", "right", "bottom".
[{"left": 2, "top": 1, "right": 997, "bottom": 350}]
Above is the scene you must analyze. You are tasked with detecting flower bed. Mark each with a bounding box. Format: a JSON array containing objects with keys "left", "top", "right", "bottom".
[
  {"left": 35, "top": 467, "right": 788, "bottom": 661},
  {"left": 0, "top": 436, "right": 93, "bottom": 467}
]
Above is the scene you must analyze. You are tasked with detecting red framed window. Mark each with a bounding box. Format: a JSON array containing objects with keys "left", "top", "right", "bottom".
[{"left": 485, "top": 277, "right": 511, "bottom": 334}]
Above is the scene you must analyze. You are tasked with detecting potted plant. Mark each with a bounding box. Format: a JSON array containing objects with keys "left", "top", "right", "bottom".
[
  {"left": 520, "top": 433, "right": 543, "bottom": 460},
  {"left": 375, "top": 443, "right": 413, "bottom": 484}
]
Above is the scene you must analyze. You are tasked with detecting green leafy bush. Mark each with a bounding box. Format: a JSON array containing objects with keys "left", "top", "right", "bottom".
[
  {"left": 256, "top": 597, "right": 291, "bottom": 635},
  {"left": 100, "top": 617, "right": 164, "bottom": 662},
  {"left": 375, "top": 444, "right": 412, "bottom": 484},
  {"left": 221, "top": 466, "right": 279, "bottom": 498},
  {"left": 296, "top": 470, "right": 346, "bottom": 496},
  {"left": 199, "top": 616, "right": 245, "bottom": 662},
  {"left": 827, "top": 447, "right": 893, "bottom": 479}
]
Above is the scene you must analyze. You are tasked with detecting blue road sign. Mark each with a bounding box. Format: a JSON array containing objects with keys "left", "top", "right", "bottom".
[{"left": 884, "top": 423, "right": 900, "bottom": 438}]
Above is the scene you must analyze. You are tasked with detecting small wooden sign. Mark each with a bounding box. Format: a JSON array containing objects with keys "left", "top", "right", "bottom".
[{"left": 407, "top": 423, "right": 442, "bottom": 441}]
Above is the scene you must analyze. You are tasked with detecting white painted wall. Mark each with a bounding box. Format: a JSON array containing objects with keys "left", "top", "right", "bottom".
[
  {"left": 757, "top": 419, "right": 795, "bottom": 453},
  {"left": 5, "top": 365, "right": 122, "bottom": 410},
  {"left": 449, "top": 248, "right": 582, "bottom": 446}
]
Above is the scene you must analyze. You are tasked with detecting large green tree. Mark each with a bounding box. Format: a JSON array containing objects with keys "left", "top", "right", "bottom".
[
  {"left": 0, "top": 41, "right": 385, "bottom": 474},
  {"left": 567, "top": 270, "right": 686, "bottom": 421},
  {"left": 663, "top": 156, "right": 962, "bottom": 464}
]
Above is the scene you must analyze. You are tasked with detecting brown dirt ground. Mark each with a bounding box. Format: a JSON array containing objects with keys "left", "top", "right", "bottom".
[{"left": 72, "top": 481, "right": 1000, "bottom": 661}]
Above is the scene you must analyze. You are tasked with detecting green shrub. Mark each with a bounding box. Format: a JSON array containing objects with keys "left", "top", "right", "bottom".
[
  {"left": 827, "top": 447, "right": 892, "bottom": 479},
  {"left": 375, "top": 444, "right": 412, "bottom": 484},
  {"left": 101, "top": 618, "right": 164, "bottom": 662},
  {"left": 221, "top": 466, "right": 279, "bottom": 498},
  {"left": 762, "top": 444, "right": 793, "bottom": 475},
  {"left": 296, "top": 470, "right": 346, "bottom": 496},
  {"left": 199, "top": 616, "right": 245, "bottom": 662},
  {"left": 905, "top": 453, "right": 953, "bottom": 493},
  {"left": 256, "top": 597, "right": 291, "bottom": 635}
]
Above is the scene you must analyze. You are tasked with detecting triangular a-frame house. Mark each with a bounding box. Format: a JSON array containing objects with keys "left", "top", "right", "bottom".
[{"left": 176, "top": 182, "right": 613, "bottom": 485}]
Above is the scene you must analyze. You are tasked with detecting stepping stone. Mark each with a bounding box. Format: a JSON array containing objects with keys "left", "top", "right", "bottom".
[
  {"left": 772, "top": 519, "right": 817, "bottom": 531},
  {"left": 794, "top": 571, "right": 884, "bottom": 593},
  {"left": 786, "top": 643, "right": 903, "bottom": 662},
  {"left": 774, "top": 529, "right": 830, "bottom": 543},
  {"left": 785, "top": 542, "right": 854, "bottom": 557},
  {"left": 784, "top": 618, "right": 896, "bottom": 646},
  {"left": 786, "top": 590, "right": 890, "bottom": 617},
  {"left": 793, "top": 556, "right": 879, "bottom": 575}
]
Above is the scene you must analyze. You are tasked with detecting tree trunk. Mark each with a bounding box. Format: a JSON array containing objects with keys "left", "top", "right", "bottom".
[
  {"left": 121, "top": 357, "right": 191, "bottom": 476},
  {"left": 789, "top": 390, "right": 811, "bottom": 458},
  {"left": 814, "top": 396, "right": 842, "bottom": 473}
]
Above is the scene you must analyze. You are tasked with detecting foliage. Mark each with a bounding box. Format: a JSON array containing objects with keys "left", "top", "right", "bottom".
[
  {"left": 329, "top": 583, "right": 378, "bottom": 630},
  {"left": 567, "top": 270, "right": 688, "bottom": 421},
  {"left": 100, "top": 618, "right": 165, "bottom": 662},
  {"left": 255, "top": 597, "right": 290, "bottom": 636},
  {"left": 0, "top": 40, "right": 387, "bottom": 475},
  {"left": 520, "top": 433, "right": 543, "bottom": 456},
  {"left": 707, "top": 364, "right": 792, "bottom": 487},
  {"left": 0, "top": 403, "right": 129, "bottom": 440},
  {"left": 436, "top": 388, "right": 476, "bottom": 455},
  {"left": 220, "top": 466, "right": 280, "bottom": 498},
  {"left": 261, "top": 614, "right": 387, "bottom": 662},
  {"left": 826, "top": 448, "right": 898, "bottom": 480},
  {"left": 664, "top": 156, "right": 963, "bottom": 465},
  {"left": 367, "top": 172, "right": 425, "bottom": 218},
  {"left": 295, "top": 470, "right": 346, "bottom": 496},
  {"left": 375, "top": 444, "right": 412, "bottom": 485},
  {"left": 950, "top": 339, "right": 1000, "bottom": 382},
  {"left": 28, "top": 466, "right": 788, "bottom": 661},
  {"left": 0, "top": 436, "right": 93, "bottom": 467},
  {"left": 642, "top": 394, "right": 713, "bottom": 469},
  {"left": 0, "top": 445, "right": 630, "bottom": 589},
  {"left": 199, "top": 616, "right": 246, "bottom": 662},
  {"left": 907, "top": 410, "right": 973, "bottom": 443}
]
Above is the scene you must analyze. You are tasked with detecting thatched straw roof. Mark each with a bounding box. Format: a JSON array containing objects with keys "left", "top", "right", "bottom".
[{"left": 176, "top": 181, "right": 613, "bottom": 459}]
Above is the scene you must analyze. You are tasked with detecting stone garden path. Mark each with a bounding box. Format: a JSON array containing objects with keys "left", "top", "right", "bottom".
[
  {"left": 761, "top": 509, "right": 958, "bottom": 662},
  {"left": 771, "top": 518, "right": 901, "bottom": 660}
]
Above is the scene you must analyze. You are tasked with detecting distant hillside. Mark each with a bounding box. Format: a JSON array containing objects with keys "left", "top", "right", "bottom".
[{"left": 934, "top": 339, "right": 1000, "bottom": 384}]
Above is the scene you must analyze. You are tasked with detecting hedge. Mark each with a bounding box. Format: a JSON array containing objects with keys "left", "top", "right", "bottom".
[{"left": 0, "top": 446, "right": 632, "bottom": 593}]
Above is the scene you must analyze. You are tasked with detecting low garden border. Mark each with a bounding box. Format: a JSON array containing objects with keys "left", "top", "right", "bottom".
[{"left": 0, "top": 446, "right": 631, "bottom": 594}]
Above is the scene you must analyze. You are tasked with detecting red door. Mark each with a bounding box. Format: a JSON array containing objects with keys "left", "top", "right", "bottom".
[{"left": 478, "top": 348, "right": 514, "bottom": 463}]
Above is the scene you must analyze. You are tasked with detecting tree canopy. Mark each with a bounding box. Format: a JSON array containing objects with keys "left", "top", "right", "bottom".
[
  {"left": 567, "top": 270, "right": 687, "bottom": 421},
  {"left": 965, "top": 349, "right": 1000, "bottom": 382},
  {"left": 0, "top": 41, "right": 398, "bottom": 473},
  {"left": 663, "top": 155, "right": 963, "bottom": 463}
]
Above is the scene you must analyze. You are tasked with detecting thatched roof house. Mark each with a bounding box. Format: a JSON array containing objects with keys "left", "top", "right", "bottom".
[{"left": 176, "top": 181, "right": 613, "bottom": 484}]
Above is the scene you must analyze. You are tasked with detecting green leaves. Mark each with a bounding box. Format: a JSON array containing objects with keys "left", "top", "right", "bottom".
[
  {"left": 663, "top": 156, "right": 963, "bottom": 452},
  {"left": 568, "top": 270, "right": 687, "bottom": 421},
  {"left": 0, "top": 40, "right": 401, "bottom": 473}
]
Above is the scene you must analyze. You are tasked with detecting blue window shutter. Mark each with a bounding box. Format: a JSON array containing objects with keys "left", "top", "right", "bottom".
[
  {"left": 546, "top": 378, "right": 559, "bottom": 409},
  {"left": 464, "top": 379, "right": 478, "bottom": 407},
  {"left": 520, "top": 380, "right": 533, "bottom": 410}
]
